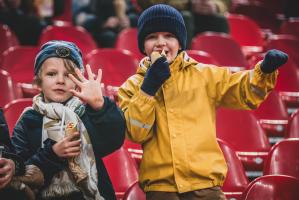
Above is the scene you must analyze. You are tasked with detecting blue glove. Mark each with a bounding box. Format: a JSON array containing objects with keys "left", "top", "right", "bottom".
[
  {"left": 260, "top": 49, "right": 288, "bottom": 74},
  {"left": 141, "top": 56, "right": 170, "bottom": 96}
]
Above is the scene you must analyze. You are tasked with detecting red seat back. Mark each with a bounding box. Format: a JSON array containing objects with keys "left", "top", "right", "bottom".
[
  {"left": 39, "top": 25, "right": 97, "bottom": 56},
  {"left": 0, "top": 24, "right": 19, "bottom": 57},
  {"left": 0, "top": 70, "right": 22, "bottom": 108},
  {"left": 103, "top": 147, "right": 139, "bottom": 200},
  {"left": 287, "top": 110, "right": 299, "bottom": 138},
  {"left": 191, "top": 32, "right": 248, "bottom": 69},
  {"left": 280, "top": 19, "right": 299, "bottom": 39},
  {"left": 264, "top": 138, "right": 299, "bottom": 179},
  {"left": 85, "top": 49, "right": 138, "bottom": 87},
  {"left": 1, "top": 46, "right": 39, "bottom": 83},
  {"left": 218, "top": 139, "right": 248, "bottom": 199},
  {"left": 123, "top": 139, "right": 142, "bottom": 168},
  {"left": 186, "top": 50, "right": 219, "bottom": 65},
  {"left": 3, "top": 98, "right": 33, "bottom": 135},
  {"left": 242, "top": 175, "right": 299, "bottom": 200},
  {"left": 123, "top": 181, "right": 145, "bottom": 200}
]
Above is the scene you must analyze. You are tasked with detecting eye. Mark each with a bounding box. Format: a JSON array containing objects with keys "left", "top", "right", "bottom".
[
  {"left": 46, "top": 72, "right": 56, "bottom": 77},
  {"left": 165, "top": 33, "right": 175, "bottom": 38},
  {"left": 145, "top": 34, "right": 157, "bottom": 40}
]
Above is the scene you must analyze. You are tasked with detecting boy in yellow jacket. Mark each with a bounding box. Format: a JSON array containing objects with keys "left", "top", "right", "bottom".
[{"left": 118, "top": 4, "right": 288, "bottom": 200}]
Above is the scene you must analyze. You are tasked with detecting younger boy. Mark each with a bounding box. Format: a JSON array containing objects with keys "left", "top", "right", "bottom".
[
  {"left": 118, "top": 4, "right": 288, "bottom": 200},
  {"left": 11, "top": 40, "right": 125, "bottom": 200}
]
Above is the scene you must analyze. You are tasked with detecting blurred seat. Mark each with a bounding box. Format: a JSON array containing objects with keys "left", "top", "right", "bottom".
[
  {"left": 266, "top": 34, "right": 299, "bottom": 67},
  {"left": 241, "top": 175, "right": 299, "bottom": 200},
  {"left": 3, "top": 98, "right": 33, "bottom": 135},
  {"left": 218, "top": 139, "right": 249, "bottom": 200},
  {"left": 253, "top": 91, "right": 289, "bottom": 145},
  {"left": 191, "top": 32, "right": 248, "bottom": 72},
  {"left": 0, "top": 69, "right": 22, "bottom": 108},
  {"left": 263, "top": 138, "right": 299, "bottom": 179},
  {"left": 216, "top": 108, "right": 271, "bottom": 180},
  {"left": 231, "top": 3, "right": 280, "bottom": 33},
  {"left": 287, "top": 110, "right": 299, "bottom": 138},
  {"left": 103, "top": 147, "right": 139, "bottom": 200},
  {"left": 186, "top": 50, "right": 219, "bottom": 65},
  {"left": 115, "top": 28, "right": 144, "bottom": 61},
  {"left": 85, "top": 48, "right": 138, "bottom": 87},
  {"left": 0, "top": 23, "right": 19, "bottom": 60},
  {"left": 39, "top": 25, "right": 97, "bottom": 56},
  {"left": 280, "top": 18, "right": 299, "bottom": 39},
  {"left": 123, "top": 139, "right": 143, "bottom": 168},
  {"left": 123, "top": 181, "right": 145, "bottom": 200},
  {"left": 1, "top": 46, "right": 40, "bottom": 97},
  {"left": 226, "top": 14, "right": 265, "bottom": 55}
]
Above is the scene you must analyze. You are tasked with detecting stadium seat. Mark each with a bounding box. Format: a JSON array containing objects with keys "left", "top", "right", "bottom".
[
  {"left": 85, "top": 48, "right": 138, "bottom": 87},
  {"left": 226, "top": 14, "right": 265, "bottom": 55},
  {"left": 123, "top": 181, "right": 145, "bottom": 200},
  {"left": 115, "top": 28, "right": 144, "bottom": 61},
  {"left": 3, "top": 98, "right": 33, "bottom": 135},
  {"left": 39, "top": 25, "right": 97, "bottom": 56},
  {"left": 218, "top": 139, "right": 249, "bottom": 200},
  {"left": 123, "top": 139, "right": 143, "bottom": 168},
  {"left": 103, "top": 147, "right": 139, "bottom": 200},
  {"left": 0, "top": 23, "right": 19, "bottom": 60},
  {"left": 280, "top": 18, "right": 299, "bottom": 39},
  {"left": 1, "top": 46, "right": 40, "bottom": 97},
  {"left": 253, "top": 91, "right": 289, "bottom": 145},
  {"left": 266, "top": 34, "right": 299, "bottom": 67},
  {"left": 191, "top": 32, "right": 248, "bottom": 72},
  {"left": 287, "top": 110, "right": 299, "bottom": 138},
  {"left": 216, "top": 108, "right": 271, "bottom": 180},
  {"left": 241, "top": 175, "right": 299, "bottom": 200},
  {"left": 263, "top": 138, "right": 299, "bottom": 179},
  {"left": 0, "top": 69, "right": 22, "bottom": 108},
  {"left": 186, "top": 50, "right": 220, "bottom": 65}
]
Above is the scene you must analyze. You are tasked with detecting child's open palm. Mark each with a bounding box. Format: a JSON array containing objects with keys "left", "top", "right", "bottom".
[{"left": 69, "top": 65, "right": 104, "bottom": 110}]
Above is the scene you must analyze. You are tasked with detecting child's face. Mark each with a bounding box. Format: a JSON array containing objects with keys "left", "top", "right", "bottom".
[
  {"left": 38, "top": 57, "right": 76, "bottom": 103},
  {"left": 144, "top": 32, "right": 181, "bottom": 63}
]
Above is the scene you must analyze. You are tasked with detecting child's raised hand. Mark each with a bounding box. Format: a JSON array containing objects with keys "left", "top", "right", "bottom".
[
  {"left": 69, "top": 65, "right": 104, "bottom": 110},
  {"left": 52, "top": 132, "right": 81, "bottom": 158}
]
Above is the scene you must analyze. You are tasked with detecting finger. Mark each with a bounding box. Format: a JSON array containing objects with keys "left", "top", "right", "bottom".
[
  {"left": 65, "top": 146, "right": 81, "bottom": 154},
  {"left": 96, "top": 68, "right": 102, "bottom": 83},
  {"left": 75, "top": 68, "right": 86, "bottom": 82},
  {"left": 68, "top": 74, "right": 83, "bottom": 87},
  {"left": 68, "top": 140, "right": 81, "bottom": 148},
  {"left": 64, "top": 152, "right": 80, "bottom": 158},
  {"left": 70, "top": 89, "right": 84, "bottom": 99},
  {"left": 86, "top": 64, "right": 95, "bottom": 80}
]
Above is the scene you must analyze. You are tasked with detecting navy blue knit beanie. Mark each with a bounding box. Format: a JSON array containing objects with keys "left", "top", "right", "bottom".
[
  {"left": 34, "top": 40, "right": 84, "bottom": 75},
  {"left": 137, "top": 4, "right": 187, "bottom": 54}
]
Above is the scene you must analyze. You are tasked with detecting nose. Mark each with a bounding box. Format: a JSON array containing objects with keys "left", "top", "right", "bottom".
[
  {"left": 56, "top": 73, "right": 65, "bottom": 84},
  {"left": 156, "top": 35, "right": 166, "bottom": 47}
]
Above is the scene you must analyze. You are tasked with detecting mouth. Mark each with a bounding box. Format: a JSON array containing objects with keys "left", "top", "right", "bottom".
[
  {"left": 53, "top": 89, "right": 66, "bottom": 94},
  {"left": 154, "top": 49, "right": 168, "bottom": 56}
]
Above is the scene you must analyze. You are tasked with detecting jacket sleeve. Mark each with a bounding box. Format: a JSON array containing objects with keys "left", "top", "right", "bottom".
[
  {"left": 206, "top": 62, "right": 278, "bottom": 109},
  {"left": 118, "top": 75, "right": 156, "bottom": 144},
  {"left": 84, "top": 97, "right": 125, "bottom": 158},
  {"left": 11, "top": 110, "right": 67, "bottom": 185}
]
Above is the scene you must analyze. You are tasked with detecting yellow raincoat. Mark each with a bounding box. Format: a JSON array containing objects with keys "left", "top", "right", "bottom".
[{"left": 118, "top": 51, "right": 277, "bottom": 193}]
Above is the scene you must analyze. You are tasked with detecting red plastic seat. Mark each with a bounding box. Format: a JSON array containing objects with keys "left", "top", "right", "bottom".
[
  {"left": 0, "top": 24, "right": 19, "bottom": 58},
  {"left": 242, "top": 175, "right": 299, "bottom": 200},
  {"left": 266, "top": 34, "right": 299, "bottom": 67},
  {"left": 3, "top": 98, "right": 33, "bottom": 135},
  {"left": 123, "top": 181, "right": 145, "bottom": 200},
  {"left": 263, "top": 138, "right": 299, "bottom": 179},
  {"left": 218, "top": 139, "right": 249, "bottom": 200},
  {"left": 280, "top": 18, "right": 299, "bottom": 39},
  {"left": 287, "top": 110, "right": 299, "bottom": 138},
  {"left": 0, "top": 69, "right": 22, "bottom": 108},
  {"left": 39, "top": 25, "right": 97, "bottom": 56},
  {"left": 85, "top": 48, "right": 138, "bottom": 87},
  {"left": 253, "top": 91, "right": 289, "bottom": 145},
  {"left": 186, "top": 50, "right": 220, "bottom": 65},
  {"left": 1, "top": 46, "right": 40, "bottom": 97},
  {"left": 123, "top": 139, "right": 143, "bottom": 168},
  {"left": 226, "top": 14, "right": 265, "bottom": 54},
  {"left": 103, "top": 147, "right": 139, "bottom": 200},
  {"left": 216, "top": 108, "right": 271, "bottom": 180},
  {"left": 191, "top": 32, "right": 248, "bottom": 72},
  {"left": 115, "top": 28, "right": 144, "bottom": 61}
]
